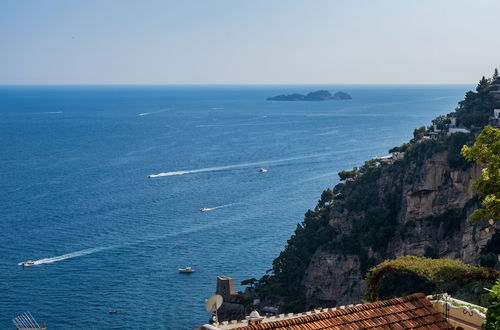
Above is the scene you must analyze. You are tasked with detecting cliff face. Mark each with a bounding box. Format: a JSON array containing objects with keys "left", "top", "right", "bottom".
[
  {"left": 302, "top": 151, "right": 497, "bottom": 308},
  {"left": 402, "top": 152, "right": 479, "bottom": 221},
  {"left": 217, "top": 78, "right": 500, "bottom": 319},
  {"left": 304, "top": 253, "right": 365, "bottom": 308}
]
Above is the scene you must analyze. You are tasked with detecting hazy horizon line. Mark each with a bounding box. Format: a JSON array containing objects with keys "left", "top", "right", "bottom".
[{"left": 0, "top": 82, "right": 475, "bottom": 87}]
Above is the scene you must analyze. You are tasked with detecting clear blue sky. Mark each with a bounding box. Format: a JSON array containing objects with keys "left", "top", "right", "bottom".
[{"left": 1, "top": 0, "right": 499, "bottom": 85}]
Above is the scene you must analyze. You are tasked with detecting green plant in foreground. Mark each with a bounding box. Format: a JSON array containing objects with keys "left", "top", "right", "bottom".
[
  {"left": 444, "top": 298, "right": 487, "bottom": 315},
  {"left": 483, "top": 280, "right": 500, "bottom": 329},
  {"left": 365, "top": 256, "right": 499, "bottom": 302}
]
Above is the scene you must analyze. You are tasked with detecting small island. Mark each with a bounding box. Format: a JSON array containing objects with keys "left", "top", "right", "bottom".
[{"left": 267, "top": 90, "right": 352, "bottom": 101}]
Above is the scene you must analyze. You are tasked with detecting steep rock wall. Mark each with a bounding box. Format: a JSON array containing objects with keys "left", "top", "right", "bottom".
[{"left": 303, "top": 152, "right": 497, "bottom": 308}]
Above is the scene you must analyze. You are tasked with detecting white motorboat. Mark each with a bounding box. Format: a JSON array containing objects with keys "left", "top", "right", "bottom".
[
  {"left": 258, "top": 168, "right": 268, "bottom": 173},
  {"left": 19, "top": 260, "right": 35, "bottom": 267},
  {"left": 200, "top": 208, "right": 211, "bottom": 212},
  {"left": 179, "top": 267, "right": 194, "bottom": 273}
]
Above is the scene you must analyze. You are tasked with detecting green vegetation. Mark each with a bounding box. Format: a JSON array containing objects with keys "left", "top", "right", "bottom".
[
  {"left": 433, "top": 295, "right": 488, "bottom": 314},
  {"left": 480, "top": 231, "right": 500, "bottom": 269},
  {"left": 452, "top": 280, "right": 494, "bottom": 307},
  {"left": 394, "top": 130, "right": 475, "bottom": 170},
  {"left": 461, "top": 125, "right": 500, "bottom": 222},
  {"left": 241, "top": 278, "right": 258, "bottom": 288},
  {"left": 483, "top": 280, "right": 500, "bottom": 329},
  {"left": 254, "top": 71, "right": 500, "bottom": 312},
  {"left": 449, "top": 299, "right": 487, "bottom": 315},
  {"left": 454, "top": 75, "right": 498, "bottom": 129},
  {"left": 432, "top": 115, "right": 451, "bottom": 130},
  {"left": 256, "top": 202, "right": 333, "bottom": 311},
  {"left": 365, "top": 256, "right": 499, "bottom": 302},
  {"left": 378, "top": 272, "right": 437, "bottom": 300}
]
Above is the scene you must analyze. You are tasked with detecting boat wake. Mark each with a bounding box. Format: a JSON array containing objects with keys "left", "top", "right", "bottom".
[
  {"left": 30, "top": 111, "right": 63, "bottom": 114},
  {"left": 18, "top": 246, "right": 114, "bottom": 266},
  {"left": 138, "top": 109, "right": 169, "bottom": 116},
  {"left": 200, "top": 203, "right": 236, "bottom": 212},
  {"left": 147, "top": 152, "right": 338, "bottom": 178}
]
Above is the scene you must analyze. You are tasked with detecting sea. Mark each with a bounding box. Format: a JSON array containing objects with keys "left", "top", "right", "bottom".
[{"left": 0, "top": 85, "right": 472, "bottom": 329}]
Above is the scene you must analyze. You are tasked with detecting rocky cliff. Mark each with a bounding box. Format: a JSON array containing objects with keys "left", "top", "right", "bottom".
[
  {"left": 303, "top": 151, "right": 497, "bottom": 309},
  {"left": 215, "top": 74, "right": 500, "bottom": 321}
]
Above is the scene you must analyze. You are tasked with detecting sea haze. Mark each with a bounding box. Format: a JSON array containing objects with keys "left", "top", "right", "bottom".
[{"left": 0, "top": 85, "right": 471, "bottom": 329}]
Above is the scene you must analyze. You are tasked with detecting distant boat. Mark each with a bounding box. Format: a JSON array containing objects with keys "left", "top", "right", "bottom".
[
  {"left": 19, "top": 260, "right": 35, "bottom": 267},
  {"left": 108, "top": 310, "right": 118, "bottom": 314},
  {"left": 200, "top": 208, "right": 210, "bottom": 212},
  {"left": 179, "top": 267, "right": 194, "bottom": 273},
  {"left": 258, "top": 168, "right": 268, "bottom": 173}
]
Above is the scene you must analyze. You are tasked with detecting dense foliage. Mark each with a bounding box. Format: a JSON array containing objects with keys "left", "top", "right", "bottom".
[
  {"left": 401, "top": 131, "right": 475, "bottom": 169},
  {"left": 254, "top": 72, "right": 500, "bottom": 312},
  {"left": 365, "top": 256, "right": 499, "bottom": 302},
  {"left": 483, "top": 280, "right": 500, "bottom": 329},
  {"left": 455, "top": 76, "right": 499, "bottom": 129},
  {"left": 481, "top": 230, "right": 500, "bottom": 269},
  {"left": 462, "top": 125, "right": 500, "bottom": 222},
  {"left": 256, "top": 201, "right": 333, "bottom": 311}
]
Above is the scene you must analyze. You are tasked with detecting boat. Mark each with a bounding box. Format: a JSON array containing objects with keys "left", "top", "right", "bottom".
[
  {"left": 20, "top": 260, "right": 35, "bottom": 267},
  {"left": 258, "top": 168, "right": 268, "bottom": 173},
  {"left": 108, "top": 310, "right": 118, "bottom": 314},
  {"left": 200, "top": 208, "right": 211, "bottom": 212},
  {"left": 179, "top": 267, "right": 194, "bottom": 273}
]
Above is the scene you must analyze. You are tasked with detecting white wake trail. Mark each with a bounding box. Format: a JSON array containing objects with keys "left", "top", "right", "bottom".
[
  {"left": 30, "top": 111, "right": 63, "bottom": 114},
  {"left": 19, "top": 246, "right": 114, "bottom": 266},
  {"left": 138, "top": 109, "right": 169, "bottom": 116},
  {"left": 147, "top": 152, "right": 338, "bottom": 178},
  {"left": 202, "top": 203, "right": 236, "bottom": 211}
]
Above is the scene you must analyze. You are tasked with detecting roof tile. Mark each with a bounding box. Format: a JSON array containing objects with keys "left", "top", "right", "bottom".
[{"left": 231, "top": 293, "right": 453, "bottom": 330}]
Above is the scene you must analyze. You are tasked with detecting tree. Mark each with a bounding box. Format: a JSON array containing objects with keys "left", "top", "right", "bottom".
[
  {"left": 241, "top": 278, "right": 258, "bottom": 288},
  {"left": 461, "top": 126, "right": 500, "bottom": 222},
  {"left": 317, "top": 188, "right": 334, "bottom": 207},
  {"left": 411, "top": 126, "right": 427, "bottom": 143},
  {"left": 338, "top": 169, "right": 357, "bottom": 181},
  {"left": 477, "top": 76, "right": 492, "bottom": 92},
  {"left": 432, "top": 115, "right": 451, "bottom": 130},
  {"left": 483, "top": 280, "right": 500, "bottom": 329}
]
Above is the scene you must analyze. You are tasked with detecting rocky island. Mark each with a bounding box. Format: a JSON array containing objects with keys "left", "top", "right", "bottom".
[{"left": 267, "top": 90, "right": 351, "bottom": 101}]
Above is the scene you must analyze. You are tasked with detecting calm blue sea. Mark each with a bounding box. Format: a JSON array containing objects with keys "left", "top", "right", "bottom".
[{"left": 0, "top": 85, "right": 471, "bottom": 329}]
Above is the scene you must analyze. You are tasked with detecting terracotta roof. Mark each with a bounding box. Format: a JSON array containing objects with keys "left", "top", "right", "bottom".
[{"left": 234, "top": 293, "right": 453, "bottom": 329}]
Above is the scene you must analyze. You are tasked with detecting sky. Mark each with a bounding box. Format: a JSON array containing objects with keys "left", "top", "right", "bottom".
[{"left": 0, "top": 0, "right": 499, "bottom": 85}]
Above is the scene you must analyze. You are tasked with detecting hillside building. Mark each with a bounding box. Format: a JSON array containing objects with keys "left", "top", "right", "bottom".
[{"left": 490, "top": 109, "right": 500, "bottom": 128}]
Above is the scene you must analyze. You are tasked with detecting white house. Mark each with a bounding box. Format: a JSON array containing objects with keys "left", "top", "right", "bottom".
[
  {"left": 490, "top": 109, "right": 500, "bottom": 128},
  {"left": 495, "top": 109, "right": 500, "bottom": 119},
  {"left": 447, "top": 127, "right": 470, "bottom": 136}
]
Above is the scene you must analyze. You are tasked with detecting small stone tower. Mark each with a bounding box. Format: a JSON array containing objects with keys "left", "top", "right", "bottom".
[{"left": 216, "top": 276, "right": 236, "bottom": 299}]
